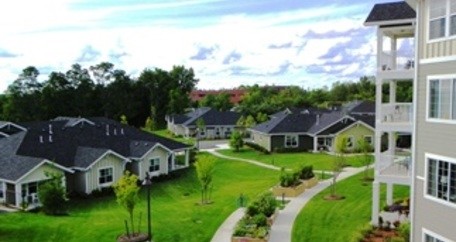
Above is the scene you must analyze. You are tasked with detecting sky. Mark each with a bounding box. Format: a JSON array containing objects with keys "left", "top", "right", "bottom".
[{"left": 0, "top": 0, "right": 403, "bottom": 93}]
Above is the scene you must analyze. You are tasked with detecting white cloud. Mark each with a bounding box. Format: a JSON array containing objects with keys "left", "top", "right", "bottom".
[{"left": 0, "top": 0, "right": 380, "bottom": 93}]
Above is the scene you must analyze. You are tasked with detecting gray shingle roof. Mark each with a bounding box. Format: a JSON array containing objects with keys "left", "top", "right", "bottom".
[
  {"left": 170, "top": 107, "right": 240, "bottom": 127},
  {"left": 251, "top": 104, "right": 376, "bottom": 136},
  {"left": 365, "top": 1, "right": 415, "bottom": 24},
  {"left": 0, "top": 132, "right": 44, "bottom": 181},
  {"left": 74, "top": 147, "right": 110, "bottom": 168}
]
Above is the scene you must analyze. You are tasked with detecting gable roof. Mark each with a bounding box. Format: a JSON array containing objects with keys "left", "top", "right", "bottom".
[
  {"left": 169, "top": 107, "right": 241, "bottom": 126},
  {"left": 251, "top": 102, "right": 375, "bottom": 136},
  {"left": 364, "top": 1, "right": 416, "bottom": 25},
  {"left": 0, "top": 117, "right": 187, "bottom": 173},
  {"left": 0, "top": 132, "right": 45, "bottom": 181}
]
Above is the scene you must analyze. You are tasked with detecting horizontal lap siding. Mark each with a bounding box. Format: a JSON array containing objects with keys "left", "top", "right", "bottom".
[
  {"left": 414, "top": 60, "right": 456, "bottom": 241},
  {"left": 425, "top": 40, "right": 456, "bottom": 59}
]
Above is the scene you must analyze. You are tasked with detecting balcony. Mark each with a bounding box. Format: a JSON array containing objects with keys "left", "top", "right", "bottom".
[
  {"left": 381, "top": 103, "right": 412, "bottom": 123},
  {"left": 376, "top": 152, "right": 412, "bottom": 185},
  {"left": 377, "top": 51, "right": 414, "bottom": 80}
]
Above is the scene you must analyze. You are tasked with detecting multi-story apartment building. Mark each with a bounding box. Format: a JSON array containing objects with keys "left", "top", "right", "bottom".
[
  {"left": 368, "top": 0, "right": 456, "bottom": 241},
  {"left": 409, "top": 0, "right": 456, "bottom": 241},
  {"left": 365, "top": 0, "right": 416, "bottom": 227}
]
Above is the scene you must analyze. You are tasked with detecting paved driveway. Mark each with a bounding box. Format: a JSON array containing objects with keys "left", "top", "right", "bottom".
[{"left": 197, "top": 139, "right": 229, "bottom": 150}]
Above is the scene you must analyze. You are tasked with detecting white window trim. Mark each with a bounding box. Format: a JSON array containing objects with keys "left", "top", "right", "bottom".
[
  {"left": 363, "top": 135, "right": 373, "bottom": 145},
  {"left": 149, "top": 157, "right": 161, "bottom": 173},
  {"left": 426, "top": 74, "right": 456, "bottom": 124},
  {"left": 284, "top": 135, "right": 299, "bottom": 148},
  {"left": 423, "top": 228, "right": 453, "bottom": 242},
  {"left": 424, "top": 153, "right": 456, "bottom": 209},
  {"left": 427, "top": 0, "right": 456, "bottom": 43},
  {"left": 346, "top": 135, "right": 355, "bottom": 149},
  {"left": 98, "top": 166, "right": 114, "bottom": 187}
]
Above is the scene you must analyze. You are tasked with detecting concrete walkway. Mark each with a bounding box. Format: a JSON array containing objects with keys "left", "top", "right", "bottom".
[
  {"left": 206, "top": 148, "right": 365, "bottom": 242},
  {"left": 268, "top": 166, "right": 364, "bottom": 242},
  {"left": 206, "top": 149, "right": 280, "bottom": 171},
  {"left": 208, "top": 164, "right": 364, "bottom": 242},
  {"left": 210, "top": 208, "right": 245, "bottom": 242}
]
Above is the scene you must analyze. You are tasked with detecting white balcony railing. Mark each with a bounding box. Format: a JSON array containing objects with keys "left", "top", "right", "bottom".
[
  {"left": 378, "top": 50, "right": 414, "bottom": 72},
  {"left": 377, "top": 153, "right": 412, "bottom": 177},
  {"left": 381, "top": 103, "right": 413, "bottom": 124}
]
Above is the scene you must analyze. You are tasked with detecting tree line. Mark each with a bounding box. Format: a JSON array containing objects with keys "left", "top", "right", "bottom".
[
  {"left": 1, "top": 63, "right": 410, "bottom": 129},
  {"left": 0, "top": 63, "right": 198, "bottom": 128}
]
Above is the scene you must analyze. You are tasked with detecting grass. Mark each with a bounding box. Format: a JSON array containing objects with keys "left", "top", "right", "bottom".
[
  {"left": 291, "top": 171, "right": 410, "bottom": 242},
  {"left": 149, "top": 129, "right": 195, "bottom": 146},
  {"left": 218, "top": 148, "right": 373, "bottom": 171},
  {"left": 0, "top": 153, "right": 278, "bottom": 242}
]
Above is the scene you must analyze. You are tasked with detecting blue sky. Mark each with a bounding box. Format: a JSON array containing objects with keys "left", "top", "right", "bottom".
[{"left": 0, "top": 0, "right": 400, "bottom": 93}]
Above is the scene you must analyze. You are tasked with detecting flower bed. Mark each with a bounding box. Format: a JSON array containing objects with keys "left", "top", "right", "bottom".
[{"left": 232, "top": 192, "right": 278, "bottom": 242}]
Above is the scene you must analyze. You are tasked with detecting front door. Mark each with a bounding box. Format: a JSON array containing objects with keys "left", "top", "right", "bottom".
[{"left": 6, "top": 183, "right": 15, "bottom": 206}]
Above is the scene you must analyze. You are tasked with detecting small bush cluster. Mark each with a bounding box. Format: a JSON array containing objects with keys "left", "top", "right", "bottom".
[
  {"left": 299, "top": 165, "right": 315, "bottom": 180},
  {"left": 279, "top": 169, "right": 300, "bottom": 187},
  {"left": 274, "top": 147, "right": 306, "bottom": 153},
  {"left": 245, "top": 141, "right": 270, "bottom": 154},
  {"left": 233, "top": 192, "right": 277, "bottom": 239},
  {"left": 279, "top": 166, "right": 315, "bottom": 187}
]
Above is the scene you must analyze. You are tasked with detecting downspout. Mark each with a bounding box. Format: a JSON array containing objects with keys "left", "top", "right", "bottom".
[{"left": 410, "top": 1, "right": 420, "bottom": 240}]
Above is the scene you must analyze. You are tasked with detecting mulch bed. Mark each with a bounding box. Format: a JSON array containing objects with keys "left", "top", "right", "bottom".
[
  {"left": 362, "top": 228, "right": 400, "bottom": 242},
  {"left": 117, "top": 233, "right": 149, "bottom": 242}
]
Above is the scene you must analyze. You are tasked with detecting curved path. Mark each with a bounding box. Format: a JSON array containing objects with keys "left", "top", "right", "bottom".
[{"left": 207, "top": 148, "right": 365, "bottom": 242}]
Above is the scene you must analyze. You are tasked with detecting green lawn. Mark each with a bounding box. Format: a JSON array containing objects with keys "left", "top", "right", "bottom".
[
  {"left": 218, "top": 148, "right": 373, "bottom": 171},
  {"left": 292, "top": 171, "right": 410, "bottom": 242},
  {"left": 149, "top": 129, "right": 195, "bottom": 146},
  {"left": 0, "top": 153, "right": 278, "bottom": 242}
]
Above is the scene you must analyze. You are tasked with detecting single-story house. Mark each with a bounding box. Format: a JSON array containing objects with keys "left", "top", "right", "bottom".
[
  {"left": 166, "top": 107, "right": 241, "bottom": 139},
  {"left": 0, "top": 117, "right": 190, "bottom": 208},
  {"left": 250, "top": 101, "right": 376, "bottom": 152}
]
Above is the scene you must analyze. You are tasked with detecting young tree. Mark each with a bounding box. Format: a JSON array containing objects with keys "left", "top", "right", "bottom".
[
  {"left": 229, "top": 131, "right": 244, "bottom": 152},
  {"left": 38, "top": 172, "right": 68, "bottom": 215},
  {"left": 113, "top": 171, "right": 140, "bottom": 234},
  {"left": 330, "top": 135, "right": 348, "bottom": 198},
  {"left": 120, "top": 114, "right": 129, "bottom": 125},
  {"left": 195, "top": 156, "right": 215, "bottom": 204},
  {"left": 144, "top": 116, "right": 155, "bottom": 131},
  {"left": 357, "top": 138, "right": 373, "bottom": 180}
]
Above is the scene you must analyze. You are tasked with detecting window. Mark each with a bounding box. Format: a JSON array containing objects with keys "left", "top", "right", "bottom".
[
  {"left": 427, "top": 156, "right": 456, "bottom": 204},
  {"left": 99, "top": 167, "right": 113, "bottom": 185},
  {"left": 429, "top": 0, "right": 456, "bottom": 40},
  {"left": 0, "top": 181, "right": 4, "bottom": 199},
  {"left": 347, "top": 136, "right": 354, "bottom": 149},
  {"left": 363, "top": 135, "right": 373, "bottom": 145},
  {"left": 284, "top": 135, "right": 298, "bottom": 148},
  {"left": 428, "top": 78, "right": 456, "bottom": 120},
  {"left": 424, "top": 229, "right": 450, "bottom": 242},
  {"left": 149, "top": 158, "right": 160, "bottom": 172}
]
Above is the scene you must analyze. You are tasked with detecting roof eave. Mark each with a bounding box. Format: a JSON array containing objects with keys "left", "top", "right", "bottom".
[{"left": 364, "top": 18, "right": 416, "bottom": 27}]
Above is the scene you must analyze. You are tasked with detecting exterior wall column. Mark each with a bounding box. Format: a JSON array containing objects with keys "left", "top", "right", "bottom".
[
  {"left": 389, "top": 81, "right": 397, "bottom": 104},
  {"left": 391, "top": 37, "right": 397, "bottom": 69},
  {"left": 372, "top": 181, "right": 380, "bottom": 225},
  {"left": 388, "top": 131, "right": 396, "bottom": 157},
  {"left": 313, "top": 136, "right": 318, "bottom": 153},
  {"left": 185, "top": 149, "right": 190, "bottom": 167},
  {"left": 14, "top": 183, "right": 22, "bottom": 207},
  {"left": 386, "top": 183, "right": 394, "bottom": 205}
]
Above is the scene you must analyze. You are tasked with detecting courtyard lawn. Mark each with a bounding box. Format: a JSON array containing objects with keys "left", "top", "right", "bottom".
[
  {"left": 291, "top": 171, "right": 409, "bottom": 242},
  {"left": 0, "top": 153, "right": 278, "bottom": 242},
  {"left": 218, "top": 148, "right": 373, "bottom": 171},
  {"left": 149, "top": 129, "right": 195, "bottom": 146}
]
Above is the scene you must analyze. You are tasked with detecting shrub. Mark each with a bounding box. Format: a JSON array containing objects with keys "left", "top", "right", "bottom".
[
  {"left": 38, "top": 172, "right": 68, "bottom": 215},
  {"left": 245, "top": 141, "right": 270, "bottom": 154},
  {"left": 279, "top": 168, "right": 300, "bottom": 187},
  {"left": 299, "top": 165, "right": 315, "bottom": 180},
  {"left": 252, "top": 213, "right": 268, "bottom": 227},
  {"left": 387, "top": 237, "right": 405, "bottom": 242},
  {"left": 398, "top": 222, "right": 410, "bottom": 242},
  {"left": 246, "top": 192, "right": 277, "bottom": 217}
]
